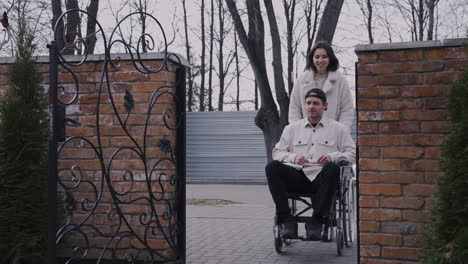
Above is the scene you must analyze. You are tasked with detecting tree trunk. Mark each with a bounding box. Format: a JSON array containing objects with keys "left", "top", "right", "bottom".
[
  {"left": 355, "top": 0, "right": 374, "bottom": 44},
  {"left": 51, "top": 0, "right": 65, "bottom": 51},
  {"left": 315, "top": 0, "right": 344, "bottom": 43},
  {"left": 85, "top": 0, "right": 99, "bottom": 54},
  {"left": 200, "top": 0, "right": 206, "bottom": 111},
  {"left": 225, "top": 0, "right": 281, "bottom": 161},
  {"left": 418, "top": 0, "right": 424, "bottom": 41},
  {"left": 265, "top": 0, "right": 288, "bottom": 127},
  {"left": 208, "top": 0, "right": 214, "bottom": 111},
  {"left": 304, "top": 0, "right": 323, "bottom": 58},
  {"left": 411, "top": 2, "right": 417, "bottom": 41},
  {"left": 181, "top": 0, "right": 193, "bottom": 111},
  {"left": 283, "top": 0, "right": 296, "bottom": 95},
  {"left": 367, "top": 0, "right": 373, "bottom": 44},
  {"left": 426, "top": 0, "right": 438, "bottom": 40},
  {"left": 235, "top": 31, "right": 240, "bottom": 111},
  {"left": 217, "top": 0, "right": 224, "bottom": 111},
  {"left": 137, "top": 0, "right": 148, "bottom": 52},
  {"left": 64, "top": 0, "right": 80, "bottom": 55}
]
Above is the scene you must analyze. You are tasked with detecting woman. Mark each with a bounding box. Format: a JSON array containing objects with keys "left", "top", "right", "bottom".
[{"left": 289, "top": 41, "right": 354, "bottom": 128}]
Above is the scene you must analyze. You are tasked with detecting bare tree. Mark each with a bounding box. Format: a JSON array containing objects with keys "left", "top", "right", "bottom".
[
  {"left": 84, "top": 0, "right": 99, "bottom": 53},
  {"left": 264, "top": 0, "right": 288, "bottom": 122},
  {"left": 283, "top": 0, "right": 299, "bottom": 94},
  {"left": 63, "top": 0, "right": 80, "bottom": 55},
  {"left": 217, "top": 0, "right": 225, "bottom": 111},
  {"left": 315, "top": 0, "right": 344, "bottom": 43},
  {"left": 426, "top": 0, "right": 439, "bottom": 40},
  {"left": 234, "top": 31, "right": 240, "bottom": 111},
  {"left": 375, "top": 2, "right": 395, "bottom": 42},
  {"left": 181, "top": 0, "right": 194, "bottom": 111},
  {"left": 51, "top": 0, "right": 65, "bottom": 51},
  {"left": 225, "top": 0, "right": 288, "bottom": 161},
  {"left": 208, "top": 0, "right": 214, "bottom": 111},
  {"left": 217, "top": 0, "right": 235, "bottom": 111},
  {"left": 391, "top": 0, "right": 440, "bottom": 41},
  {"left": 106, "top": 0, "right": 178, "bottom": 53},
  {"left": 50, "top": 0, "right": 100, "bottom": 54},
  {"left": 417, "top": 0, "right": 424, "bottom": 40},
  {"left": 1, "top": 0, "right": 50, "bottom": 56},
  {"left": 355, "top": 0, "right": 374, "bottom": 43},
  {"left": 303, "top": 0, "right": 323, "bottom": 57},
  {"left": 199, "top": 0, "right": 206, "bottom": 111},
  {"left": 0, "top": 3, "right": 13, "bottom": 53},
  {"left": 131, "top": 0, "right": 149, "bottom": 52}
]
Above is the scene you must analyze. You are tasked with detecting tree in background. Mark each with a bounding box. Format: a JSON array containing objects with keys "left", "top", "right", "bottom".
[
  {"left": 0, "top": 16, "right": 48, "bottom": 264},
  {"left": 390, "top": 0, "right": 440, "bottom": 41},
  {"left": 199, "top": 0, "right": 207, "bottom": 111},
  {"left": 314, "top": 0, "right": 344, "bottom": 43},
  {"left": 421, "top": 65, "right": 468, "bottom": 264},
  {"left": 303, "top": 0, "right": 323, "bottom": 57},
  {"left": 226, "top": 0, "right": 289, "bottom": 161},
  {"left": 225, "top": 0, "right": 342, "bottom": 160},
  {"left": 216, "top": 0, "right": 236, "bottom": 111},
  {"left": 283, "top": 0, "right": 297, "bottom": 94},
  {"left": 181, "top": 0, "right": 195, "bottom": 111},
  {"left": 207, "top": 0, "right": 215, "bottom": 111},
  {"left": 0, "top": 0, "right": 50, "bottom": 56},
  {"left": 355, "top": 0, "right": 375, "bottom": 43},
  {"left": 51, "top": 0, "right": 100, "bottom": 55}
]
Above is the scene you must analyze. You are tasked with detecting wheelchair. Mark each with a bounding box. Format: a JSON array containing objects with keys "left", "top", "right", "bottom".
[{"left": 273, "top": 161, "right": 356, "bottom": 256}]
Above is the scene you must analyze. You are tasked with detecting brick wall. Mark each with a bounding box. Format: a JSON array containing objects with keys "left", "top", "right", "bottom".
[
  {"left": 0, "top": 53, "right": 186, "bottom": 261},
  {"left": 355, "top": 39, "right": 467, "bottom": 263}
]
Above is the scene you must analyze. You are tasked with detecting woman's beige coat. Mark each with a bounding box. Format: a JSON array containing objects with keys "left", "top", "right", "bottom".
[{"left": 288, "top": 69, "right": 354, "bottom": 129}]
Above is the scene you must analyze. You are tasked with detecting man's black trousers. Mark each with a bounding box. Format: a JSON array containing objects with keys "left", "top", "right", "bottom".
[{"left": 265, "top": 160, "right": 340, "bottom": 223}]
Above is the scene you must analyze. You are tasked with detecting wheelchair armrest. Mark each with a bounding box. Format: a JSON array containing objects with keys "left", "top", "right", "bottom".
[{"left": 336, "top": 160, "right": 351, "bottom": 167}]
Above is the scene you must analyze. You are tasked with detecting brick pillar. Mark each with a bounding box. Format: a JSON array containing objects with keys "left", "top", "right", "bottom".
[
  {"left": 355, "top": 40, "right": 467, "bottom": 263},
  {"left": 0, "top": 53, "right": 187, "bottom": 262}
]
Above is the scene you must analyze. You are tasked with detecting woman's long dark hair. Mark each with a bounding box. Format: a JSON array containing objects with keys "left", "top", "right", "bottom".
[{"left": 306, "top": 41, "right": 339, "bottom": 72}]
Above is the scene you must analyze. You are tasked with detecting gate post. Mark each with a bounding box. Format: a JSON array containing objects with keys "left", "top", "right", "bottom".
[
  {"left": 47, "top": 41, "right": 58, "bottom": 264},
  {"left": 176, "top": 67, "right": 186, "bottom": 261}
]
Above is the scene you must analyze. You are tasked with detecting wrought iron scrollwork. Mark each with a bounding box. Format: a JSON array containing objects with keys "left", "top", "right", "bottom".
[{"left": 49, "top": 8, "right": 185, "bottom": 263}]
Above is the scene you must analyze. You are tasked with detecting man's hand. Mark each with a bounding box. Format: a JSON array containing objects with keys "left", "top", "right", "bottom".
[
  {"left": 294, "top": 155, "right": 309, "bottom": 165},
  {"left": 317, "top": 154, "right": 332, "bottom": 164}
]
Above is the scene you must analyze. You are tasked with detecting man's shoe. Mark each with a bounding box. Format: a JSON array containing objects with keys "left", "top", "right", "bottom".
[
  {"left": 305, "top": 222, "right": 322, "bottom": 241},
  {"left": 279, "top": 220, "right": 297, "bottom": 239}
]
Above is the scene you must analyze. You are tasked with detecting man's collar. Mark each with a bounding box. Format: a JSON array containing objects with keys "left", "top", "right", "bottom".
[{"left": 303, "top": 116, "right": 328, "bottom": 128}]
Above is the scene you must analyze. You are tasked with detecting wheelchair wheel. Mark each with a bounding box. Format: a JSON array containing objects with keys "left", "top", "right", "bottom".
[
  {"left": 347, "top": 180, "right": 356, "bottom": 246},
  {"left": 273, "top": 225, "right": 284, "bottom": 254},
  {"left": 336, "top": 228, "right": 343, "bottom": 256},
  {"left": 345, "top": 202, "right": 353, "bottom": 248},
  {"left": 343, "top": 178, "right": 354, "bottom": 247},
  {"left": 342, "top": 200, "right": 349, "bottom": 248},
  {"left": 275, "top": 237, "right": 283, "bottom": 254}
]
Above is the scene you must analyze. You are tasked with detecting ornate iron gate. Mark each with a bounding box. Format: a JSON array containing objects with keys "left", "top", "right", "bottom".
[{"left": 47, "top": 9, "right": 186, "bottom": 264}]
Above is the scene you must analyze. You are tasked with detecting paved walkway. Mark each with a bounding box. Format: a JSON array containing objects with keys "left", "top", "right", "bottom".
[{"left": 186, "top": 184, "right": 358, "bottom": 264}]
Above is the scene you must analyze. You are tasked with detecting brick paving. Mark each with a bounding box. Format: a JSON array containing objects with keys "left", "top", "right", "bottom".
[{"left": 186, "top": 184, "right": 358, "bottom": 264}]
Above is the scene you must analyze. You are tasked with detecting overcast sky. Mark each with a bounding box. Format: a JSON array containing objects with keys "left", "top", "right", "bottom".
[{"left": 2, "top": 0, "right": 466, "bottom": 111}]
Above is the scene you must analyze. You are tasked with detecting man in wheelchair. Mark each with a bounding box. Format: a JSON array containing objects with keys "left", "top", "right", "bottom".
[{"left": 265, "top": 88, "right": 355, "bottom": 241}]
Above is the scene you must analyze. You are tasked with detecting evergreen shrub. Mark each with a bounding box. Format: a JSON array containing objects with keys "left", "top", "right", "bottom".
[
  {"left": 421, "top": 65, "right": 468, "bottom": 263},
  {"left": 0, "top": 18, "right": 48, "bottom": 264}
]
